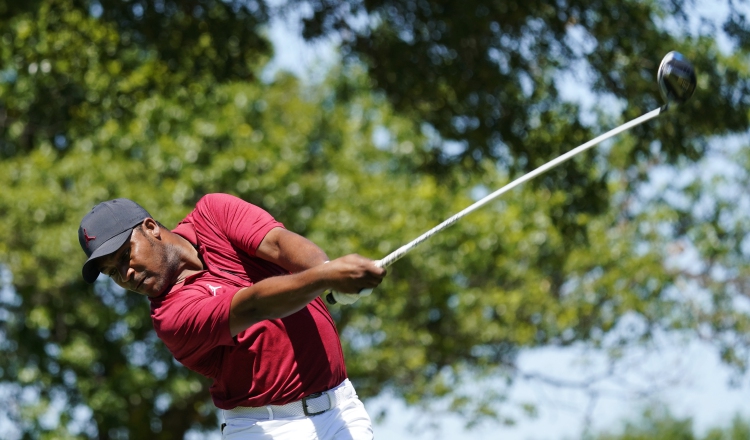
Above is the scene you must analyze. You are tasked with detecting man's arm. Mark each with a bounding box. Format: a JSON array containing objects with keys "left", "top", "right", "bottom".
[
  {"left": 255, "top": 227, "right": 329, "bottom": 273},
  {"left": 228, "top": 228, "right": 385, "bottom": 336}
]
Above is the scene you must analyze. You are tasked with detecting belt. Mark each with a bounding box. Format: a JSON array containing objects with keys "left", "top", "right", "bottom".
[{"left": 223, "top": 379, "right": 355, "bottom": 420}]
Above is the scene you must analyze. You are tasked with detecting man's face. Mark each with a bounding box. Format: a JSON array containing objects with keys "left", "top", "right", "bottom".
[{"left": 96, "top": 220, "right": 179, "bottom": 297}]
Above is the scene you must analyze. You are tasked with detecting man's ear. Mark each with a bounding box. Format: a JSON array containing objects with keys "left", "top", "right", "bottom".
[{"left": 141, "top": 218, "right": 161, "bottom": 238}]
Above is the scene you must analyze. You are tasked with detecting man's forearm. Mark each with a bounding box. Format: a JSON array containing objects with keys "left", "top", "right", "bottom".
[
  {"left": 228, "top": 254, "right": 386, "bottom": 336},
  {"left": 229, "top": 265, "right": 331, "bottom": 336}
]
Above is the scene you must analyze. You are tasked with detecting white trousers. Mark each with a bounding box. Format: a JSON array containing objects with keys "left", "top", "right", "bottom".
[{"left": 221, "top": 381, "right": 373, "bottom": 440}]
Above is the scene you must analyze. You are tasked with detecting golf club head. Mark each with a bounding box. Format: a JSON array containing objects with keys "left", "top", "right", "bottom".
[{"left": 657, "top": 51, "right": 696, "bottom": 106}]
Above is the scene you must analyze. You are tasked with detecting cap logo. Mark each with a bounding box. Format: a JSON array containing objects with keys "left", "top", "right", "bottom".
[{"left": 83, "top": 229, "right": 97, "bottom": 248}]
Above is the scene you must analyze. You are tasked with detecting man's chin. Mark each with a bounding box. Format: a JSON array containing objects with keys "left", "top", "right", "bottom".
[
  {"left": 147, "top": 283, "right": 170, "bottom": 298},
  {"left": 131, "top": 277, "right": 169, "bottom": 298}
]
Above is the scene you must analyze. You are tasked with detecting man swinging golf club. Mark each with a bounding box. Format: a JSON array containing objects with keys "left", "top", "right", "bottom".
[{"left": 78, "top": 193, "right": 386, "bottom": 439}]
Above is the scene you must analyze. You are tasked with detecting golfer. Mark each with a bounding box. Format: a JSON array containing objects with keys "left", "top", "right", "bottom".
[{"left": 77, "top": 193, "right": 386, "bottom": 439}]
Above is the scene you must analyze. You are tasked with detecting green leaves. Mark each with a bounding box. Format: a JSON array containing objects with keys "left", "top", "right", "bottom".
[{"left": 2, "top": 0, "right": 750, "bottom": 437}]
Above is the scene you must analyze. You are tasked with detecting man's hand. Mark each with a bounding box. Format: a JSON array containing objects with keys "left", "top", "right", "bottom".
[
  {"left": 229, "top": 252, "right": 386, "bottom": 336},
  {"left": 320, "top": 255, "right": 386, "bottom": 294}
]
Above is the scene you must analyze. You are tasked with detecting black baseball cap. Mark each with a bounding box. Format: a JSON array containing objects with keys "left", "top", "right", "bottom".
[{"left": 78, "top": 198, "right": 151, "bottom": 283}]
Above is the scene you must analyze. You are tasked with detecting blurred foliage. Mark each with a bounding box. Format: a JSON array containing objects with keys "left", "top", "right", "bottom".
[
  {"left": 297, "top": 0, "right": 750, "bottom": 237},
  {"left": 0, "top": 0, "right": 749, "bottom": 439},
  {"left": 585, "top": 407, "right": 750, "bottom": 440},
  {"left": 298, "top": 0, "right": 750, "bottom": 166}
]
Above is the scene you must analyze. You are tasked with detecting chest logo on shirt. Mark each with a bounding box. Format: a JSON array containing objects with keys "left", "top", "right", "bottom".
[{"left": 207, "top": 284, "right": 222, "bottom": 296}]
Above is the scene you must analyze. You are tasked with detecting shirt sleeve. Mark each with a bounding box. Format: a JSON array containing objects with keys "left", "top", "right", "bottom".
[
  {"left": 151, "top": 285, "right": 237, "bottom": 378},
  {"left": 196, "top": 193, "right": 285, "bottom": 255}
]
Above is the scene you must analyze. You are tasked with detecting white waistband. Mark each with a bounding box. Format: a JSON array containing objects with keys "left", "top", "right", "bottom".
[{"left": 223, "top": 379, "right": 355, "bottom": 420}]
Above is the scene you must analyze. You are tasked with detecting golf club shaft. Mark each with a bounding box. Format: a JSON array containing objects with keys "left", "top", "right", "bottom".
[
  {"left": 376, "top": 106, "right": 665, "bottom": 269},
  {"left": 329, "top": 106, "right": 665, "bottom": 305},
  {"left": 333, "top": 49, "right": 697, "bottom": 305}
]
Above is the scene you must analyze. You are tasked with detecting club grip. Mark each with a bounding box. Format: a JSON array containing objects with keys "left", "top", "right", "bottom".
[
  {"left": 325, "top": 292, "right": 337, "bottom": 305},
  {"left": 326, "top": 260, "right": 382, "bottom": 305},
  {"left": 326, "top": 290, "right": 361, "bottom": 305}
]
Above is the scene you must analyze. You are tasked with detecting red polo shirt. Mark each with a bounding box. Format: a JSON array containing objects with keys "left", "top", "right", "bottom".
[{"left": 149, "top": 193, "right": 346, "bottom": 409}]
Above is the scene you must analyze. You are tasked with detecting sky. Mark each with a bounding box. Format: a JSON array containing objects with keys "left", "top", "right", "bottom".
[
  {"left": 366, "top": 338, "right": 750, "bottom": 440},
  {"left": 262, "top": 3, "right": 750, "bottom": 440}
]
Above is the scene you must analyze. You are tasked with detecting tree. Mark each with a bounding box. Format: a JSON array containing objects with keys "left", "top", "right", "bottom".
[
  {"left": 296, "top": 0, "right": 750, "bottom": 235},
  {"left": 1, "top": 0, "right": 750, "bottom": 438},
  {"left": 0, "top": 0, "right": 275, "bottom": 437},
  {"left": 587, "top": 407, "right": 750, "bottom": 440},
  {"left": 294, "top": 0, "right": 750, "bottom": 425}
]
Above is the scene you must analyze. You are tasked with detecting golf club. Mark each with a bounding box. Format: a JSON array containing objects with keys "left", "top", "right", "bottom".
[{"left": 327, "top": 50, "right": 697, "bottom": 305}]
